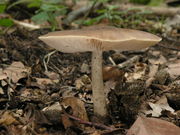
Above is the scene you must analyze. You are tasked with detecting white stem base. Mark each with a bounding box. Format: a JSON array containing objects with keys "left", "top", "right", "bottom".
[{"left": 91, "top": 51, "right": 107, "bottom": 117}]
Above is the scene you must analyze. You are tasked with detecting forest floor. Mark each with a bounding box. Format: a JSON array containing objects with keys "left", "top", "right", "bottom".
[{"left": 0, "top": 0, "right": 180, "bottom": 135}]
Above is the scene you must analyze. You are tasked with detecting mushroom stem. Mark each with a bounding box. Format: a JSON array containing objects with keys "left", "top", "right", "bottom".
[{"left": 92, "top": 50, "right": 107, "bottom": 117}]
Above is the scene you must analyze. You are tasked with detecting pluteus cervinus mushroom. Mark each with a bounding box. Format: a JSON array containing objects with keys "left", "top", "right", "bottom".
[{"left": 39, "top": 26, "right": 161, "bottom": 118}]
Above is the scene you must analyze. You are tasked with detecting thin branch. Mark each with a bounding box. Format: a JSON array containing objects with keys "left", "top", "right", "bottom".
[
  {"left": 66, "top": 113, "right": 115, "bottom": 131},
  {"left": 118, "top": 4, "right": 180, "bottom": 16}
]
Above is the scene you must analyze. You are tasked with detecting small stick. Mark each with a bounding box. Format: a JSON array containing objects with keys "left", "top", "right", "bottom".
[
  {"left": 43, "top": 50, "right": 57, "bottom": 72},
  {"left": 118, "top": 55, "right": 140, "bottom": 69},
  {"left": 108, "top": 56, "right": 116, "bottom": 66},
  {"left": 66, "top": 113, "right": 115, "bottom": 131},
  {"left": 61, "top": 106, "right": 114, "bottom": 131}
]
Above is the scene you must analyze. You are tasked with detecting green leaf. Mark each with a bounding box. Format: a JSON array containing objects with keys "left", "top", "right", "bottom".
[
  {"left": 83, "top": 15, "right": 105, "bottom": 25},
  {"left": 0, "top": 4, "right": 6, "bottom": 13},
  {"left": 129, "top": 0, "right": 150, "bottom": 5},
  {"left": 41, "top": 3, "right": 66, "bottom": 12},
  {"left": 7, "top": 0, "right": 31, "bottom": 9},
  {"left": 148, "top": 0, "right": 164, "bottom": 6},
  {"left": 0, "top": 19, "right": 14, "bottom": 27},
  {"left": 27, "top": 0, "right": 41, "bottom": 8},
  {"left": 31, "top": 11, "right": 49, "bottom": 24}
]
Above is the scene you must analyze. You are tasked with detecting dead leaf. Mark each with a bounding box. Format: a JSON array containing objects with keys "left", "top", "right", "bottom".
[
  {"left": 148, "top": 55, "right": 167, "bottom": 65},
  {"left": 44, "top": 71, "right": 59, "bottom": 82},
  {"left": 3, "top": 62, "right": 30, "bottom": 83},
  {"left": 75, "top": 78, "right": 85, "bottom": 89},
  {"left": 42, "top": 102, "right": 62, "bottom": 124},
  {"left": 80, "top": 63, "right": 90, "bottom": 73},
  {"left": 145, "top": 96, "right": 175, "bottom": 117},
  {"left": 75, "top": 75, "right": 91, "bottom": 90},
  {"left": 128, "top": 63, "right": 147, "bottom": 81},
  {"left": 0, "top": 87, "right": 4, "bottom": 94},
  {"left": 36, "top": 78, "right": 54, "bottom": 85},
  {"left": 0, "top": 68, "right": 7, "bottom": 80},
  {"left": 0, "top": 111, "right": 18, "bottom": 126},
  {"left": 90, "top": 131, "right": 101, "bottom": 135},
  {"left": 146, "top": 64, "right": 159, "bottom": 87},
  {"left": 104, "top": 80, "right": 116, "bottom": 97},
  {"left": 61, "top": 97, "right": 88, "bottom": 121},
  {"left": 103, "top": 66, "right": 125, "bottom": 81},
  {"left": 127, "top": 116, "right": 180, "bottom": 135},
  {"left": 61, "top": 114, "right": 74, "bottom": 129},
  {"left": 166, "top": 59, "right": 180, "bottom": 78}
]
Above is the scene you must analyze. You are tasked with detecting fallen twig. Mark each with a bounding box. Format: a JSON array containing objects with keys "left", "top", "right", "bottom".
[
  {"left": 118, "top": 55, "right": 141, "bottom": 69},
  {"left": 64, "top": 113, "right": 115, "bottom": 131},
  {"left": 118, "top": 4, "right": 180, "bottom": 16},
  {"left": 61, "top": 105, "right": 115, "bottom": 130}
]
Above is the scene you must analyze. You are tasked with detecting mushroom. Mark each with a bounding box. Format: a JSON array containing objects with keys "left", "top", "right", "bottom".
[{"left": 39, "top": 26, "right": 161, "bottom": 118}]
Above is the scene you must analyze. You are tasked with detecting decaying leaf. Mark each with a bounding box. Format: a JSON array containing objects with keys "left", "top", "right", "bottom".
[
  {"left": 103, "top": 66, "right": 125, "bottom": 81},
  {"left": 61, "top": 114, "right": 74, "bottom": 129},
  {"left": 61, "top": 97, "right": 88, "bottom": 121},
  {"left": 75, "top": 75, "right": 91, "bottom": 90},
  {"left": 145, "top": 96, "right": 175, "bottom": 117},
  {"left": 80, "top": 63, "right": 90, "bottom": 74},
  {"left": 0, "top": 68, "right": 7, "bottom": 80},
  {"left": 126, "top": 63, "right": 147, "bottom": 82},
  {"left": 148, "top": 55, "right": 167, "bottom": 65},
  {"left": 75, "top": 78, "right": 85, "bottom": 90},
  {"left": 42, "top": 102, "right": 62, "bottom": 123},
  {"left": 104, "top": 80, "right": 116, "bottom": 97},
  {"left": 146, "top": 64, "right": 159, "bottom": 87},
  {"left": 0, "top": 87, "right": 4, "bottom": 94},
  {"left": 44, "top": 71, "right": 60, "bottom": 81},
  {"left": 0, "top": 111, "right": 18, "bottom": 126},
  {"left": 127, "top": 116, "right": 180, "bottom": 135},
  {"left": 36, "top": 78, "right": 54, "bottom": 85},
  {"left": 166, "top": 59, "right": 180, "bottom": 79},
  {"left": 3, "top": 62, "right": 30, "bottom": 83}
]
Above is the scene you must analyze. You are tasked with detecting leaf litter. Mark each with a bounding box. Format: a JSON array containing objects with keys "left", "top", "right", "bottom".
[{"left": 0, "top": 23, "right": 180, "bottom": 135}]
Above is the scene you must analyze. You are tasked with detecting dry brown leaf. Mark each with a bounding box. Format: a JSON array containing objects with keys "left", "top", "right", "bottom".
[
  {"left": 62, "top": 97, "right": 88, "bottom": 121},
  {"left": 145, "top": 96, "right": 175, "bottom": 117},
  {"left": 0, "top": 112, "right": 18, "bottom": 126},
  {"left": 61, "top": 114, "right": 74, "bottom": 129},
  {"left": 166, "top": 59, "right": 180, "bottom": 78},
  {"left": 103, "top": 66, "right": 125, "bottom": 81},
  {"left": 104, "top": 80, "right": 116, "bottom": 97},
  {"left": 0, "top": 87, "right": 4, "bottom": 94},
  {"left": 44, "top": 71, "right": 60, "bottom": 81},
  {"left": 148, "top": 55, "right": 167, "bottom": 65},
  {"left": 75, "top": 78, "right": 85, "bottom": 89},
  {"left": 80, "top": 63, "right": 90, "bottom": 73},
  {"left": 75, "top": 75, "right": 91, "bottom": 90},
  {"left": 90, "top": 131, "right": 101, "bottom": 135},
  {"left": 127, "top": 116, "right": 180, "bottom": 135},
  {"left": 3, "top": 62, "right": 30, "bottom": 83},
  {"left": 146, "top": 64, "right": 159, "bottom": 87},
  {"left": 42, "top": 102, "right": 62, "bottom": 123},
  {"left": 36, "top": 78, "right": 54, "bottom": 85},
  {"left": 0, "top": 68, "right": 7, "bottom": 80},
  {"left": 128, "top": 63, "right": 147, "bottom": 81}
]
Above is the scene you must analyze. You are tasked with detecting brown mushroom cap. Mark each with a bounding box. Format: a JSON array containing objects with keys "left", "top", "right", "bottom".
[{"left": 39, "top": 26, "right": 162, "bottom": 53}]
